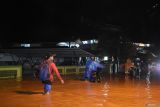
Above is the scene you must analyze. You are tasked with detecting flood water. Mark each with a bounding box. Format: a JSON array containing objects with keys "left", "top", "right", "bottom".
[{"left": 0, "top": 75, "right": 160, "bottom": 107}]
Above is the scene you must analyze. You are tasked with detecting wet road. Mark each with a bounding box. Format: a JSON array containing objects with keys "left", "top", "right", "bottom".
[{"left": 0, "top": 76, "right": 160, "bottom": 107}]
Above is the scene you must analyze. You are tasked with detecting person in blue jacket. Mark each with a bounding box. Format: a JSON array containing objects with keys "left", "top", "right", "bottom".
[
  {"left": 83, "top": 57, "right": 104, "bottom": 82},
  {"left": 83, "top": 57, "right": 93, "bottom": 80}
]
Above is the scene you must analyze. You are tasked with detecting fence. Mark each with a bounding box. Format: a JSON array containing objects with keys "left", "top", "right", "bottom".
[
  {"left": 57, "top": 66, "right": 85, "bottom": 75},
  {"left": 0, "top": 65, "right": 85, "bottom": 81},
  {"left": 0, "top": 65, "right": 22, "bottom": 81}
]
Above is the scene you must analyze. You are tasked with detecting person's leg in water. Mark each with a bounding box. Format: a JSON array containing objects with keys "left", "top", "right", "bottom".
[
  {"left": 96, "top": 67, "right": 103, "bottom": 82},
  {"left": 83, "top": 68, "right": 89, "bottom": 80},
  {"left": 44, "top": 84, "right": 52, "bottom": 94},
  {"left": 96, "top": 70, "right": 101, "bottom": 82},
  {"left": 42, "top": 80, "right": 52, "bottom": 94},
  {"left": 84, "top": 69, "right": 91, "bottom": 81},
  {"left": 146, "top": 71, "right": 151, "bottom": 84},
  {"left": 89, "top": 71, "right": 96, "bottom": 82}
]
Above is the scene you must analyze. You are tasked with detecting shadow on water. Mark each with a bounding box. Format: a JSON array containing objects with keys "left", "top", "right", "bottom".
[{"left": 15, "top": 91, "right": 43, "bottom": 95}]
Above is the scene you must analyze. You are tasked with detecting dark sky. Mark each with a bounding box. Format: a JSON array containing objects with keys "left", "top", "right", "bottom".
[{"left": 0, "top": 0, "right": 160, "bottom": 43}]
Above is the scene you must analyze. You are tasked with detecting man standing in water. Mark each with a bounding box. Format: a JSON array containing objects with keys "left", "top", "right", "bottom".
[
  {"left": 83, "top": 57, "right": 104, "bottom": 82},
  {"left": 39, "top": 53, "right": 64, "bottom": 94},
  {"left": 146, "top": 60, "right": 154, "bottom": 84},
  {"left": 83, "top": 57, "right": 93, "bottom": 81}
]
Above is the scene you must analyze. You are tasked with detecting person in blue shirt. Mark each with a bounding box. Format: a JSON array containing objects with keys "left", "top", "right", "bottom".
[
  {"left": 83, "top": 57, "right": 93, "bottom": 80},
  {"left": 83, "top": 57, "right": 104, "bottom": 82}
]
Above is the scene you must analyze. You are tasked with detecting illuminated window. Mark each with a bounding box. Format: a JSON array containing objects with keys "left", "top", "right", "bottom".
[
  {"left": 57, "top": 42, "right": 69, "bottom": 47},
  {"left": 134, "top": 43, "right": 151, "bottom": 47},
  {"left": 21, "top": 44, "right": 30, "bottom": 47},
  {"left": 146, "top": 44, "right": 150, "bottom": 47},
  {"left": 90, "top": 40, "right": 94, "bottom": 44},
  {"left": 82, "top": 41, "right": 88, "bottom": 44},
  {"left": 104, "top": 56, "right": 108, "bottom": 61}
]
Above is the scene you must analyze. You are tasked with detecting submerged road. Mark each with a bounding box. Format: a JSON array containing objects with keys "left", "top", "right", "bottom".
[{"left": 0, "top": 76, "right": 160, "bottom": 107}]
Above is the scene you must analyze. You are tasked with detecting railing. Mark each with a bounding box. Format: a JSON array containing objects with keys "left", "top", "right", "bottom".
[
  {"left": 0, "top": 65, "right": 22, "bottom": 81},
  {"left": 57, "top": 66, "right": 85, "bottom": 75},
  {"left": 0, "top": 65, "right": 86, "bottom": 81}
]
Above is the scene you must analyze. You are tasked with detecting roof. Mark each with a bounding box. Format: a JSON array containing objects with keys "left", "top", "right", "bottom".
[{"left": 0, "top": 48, "right": 94, "bottom": 58}]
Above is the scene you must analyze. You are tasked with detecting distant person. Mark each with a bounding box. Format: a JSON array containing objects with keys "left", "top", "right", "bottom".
[
  {"left": 83, "top": 57, "right": 93, "bottom": 81},
  {"left": 146, "top": 61, "right": 154, "bottom": 84},
  {"left": 83, "top": 57, "right": 104, "bottom": 82},
  {"left": 38, "top": 53, "right": 64, "bottom": 94}
]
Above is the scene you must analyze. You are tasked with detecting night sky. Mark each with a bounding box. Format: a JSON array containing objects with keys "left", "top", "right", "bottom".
[{"left": 0, "top": 0, "right": 160, "bottom": 43}]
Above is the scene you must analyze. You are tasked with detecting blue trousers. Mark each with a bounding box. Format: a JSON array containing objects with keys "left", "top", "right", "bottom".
[
  {"left": 44, "top": 84, "right": 52, "bottom": 93},
  {"left": 83, "top": 69, "right": 96, "bottom": 82}
]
